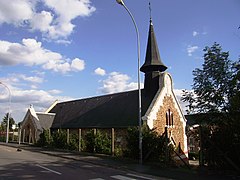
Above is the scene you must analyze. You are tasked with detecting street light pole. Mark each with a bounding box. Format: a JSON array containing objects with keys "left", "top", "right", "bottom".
[
  {"left": 0, "top": 82, "right": 11, "bottom": 143},
  {"left": 116, "top": 0, "right": 142, "bottom": 164}
]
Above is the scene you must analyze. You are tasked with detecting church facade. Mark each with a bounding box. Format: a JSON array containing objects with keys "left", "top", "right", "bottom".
[{"left": 140, "top": 19, "right": 187, "bottom": 154}]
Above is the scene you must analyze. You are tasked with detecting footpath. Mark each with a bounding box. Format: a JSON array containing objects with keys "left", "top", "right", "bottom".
[{"left": 0, "top": 142, "right": 238, "bottom": 180}]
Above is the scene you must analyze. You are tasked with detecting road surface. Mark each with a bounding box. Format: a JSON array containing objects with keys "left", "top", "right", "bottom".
[{"left": 0, "top": 145, "right": 165, "bottom": 180}]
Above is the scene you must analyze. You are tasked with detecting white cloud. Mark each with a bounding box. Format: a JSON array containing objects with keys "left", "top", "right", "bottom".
[
  {"left": 187, "top": 45, "right": 199, "bottom": 56},
  {"left": 43, "top": 0, "right": 96, "bottom": 39},
  {"left": 71, "top": 58, "right": 85, "bottom": 71},
  {"left": 30, "top": 85, "right": 38, "bottom": 89},
  {"left": 0, "top": 0, "right": 96, "bottom": 40},
  {"left": 192, "top": 31, "right": 199, "bottom": 37},
  {"left": 0, "top": 0, "right": 34, "bottom": 26},
  {"left": 173, "top": 89, "right": 188, "bottom": 115},
  {"left": 0, "top": 79, "right": 72, "bottom": 122},
  {"left": 55, "top": 39, "right": 72, "bottom": 45},
  {"left": 18, "top": 74, "right": 44, "bottom": 84},
  {"left": 99, "top": 72, "right": 143, "bottom": 94},
  {"left": 43, "top": 58, "right": 85, "bottom": 73},
  {"left": 94, "top": 67, "right": 106, "bottom": 76},
  {"left": 192, "top": 30, "right": 208, "bottom": 37},
  {"left": 48, "top": 89, "right": 62, "bottom": 94},
  {"left": 0, "top": 73, "right": 44, "bottom": 91},
  {"left": 98, "top": 73, "right": 188, "bottom": 113},
  {"left": 0, "top": 38, "right": 85, "bottom": 73},
  {"left": 1, "top": 73, "right": 44, "bottom": 88},
  {"left": 30, "top": 10, "right": 53, "bottom": 32}
]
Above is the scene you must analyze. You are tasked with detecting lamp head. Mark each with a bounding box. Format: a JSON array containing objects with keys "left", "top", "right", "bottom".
[{"left": 116, "top": 0, "right": 124, "bottom": 6}]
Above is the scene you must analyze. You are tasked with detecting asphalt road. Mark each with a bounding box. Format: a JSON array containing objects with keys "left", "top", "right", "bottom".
[{"left": 0, "top": 145, "right": 164, "bottom": 180}]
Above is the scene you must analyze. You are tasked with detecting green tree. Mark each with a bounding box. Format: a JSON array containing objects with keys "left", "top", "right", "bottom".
[
  {"left": 36, "top": 129, "right": 52, "bottom": 147},
  {"left": 1, "top": 113, "right": 15, "bottom": 131},
  {"left": 182, "top": 42, "right": 233, "bottom": 113},
  {"left": 229, "top": 60, "right": 240, "bottom": 112},
  {"left": 182, "top": 43, "right": 240, "bottom": 171}
]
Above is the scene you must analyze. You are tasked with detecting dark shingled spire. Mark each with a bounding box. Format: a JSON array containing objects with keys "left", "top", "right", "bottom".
[
  {"left": 141, "top": 19, "right": 167, "bottom": 97},
  {"left": 140, "top": 19, "right": 167, "bottom": 73}
]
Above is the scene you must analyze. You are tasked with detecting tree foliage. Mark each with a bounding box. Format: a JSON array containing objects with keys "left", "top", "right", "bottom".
[
  {"left": 182, "top": 42, "right": 235, "bottom": 113},
  {"left": 124, "top": 126, "right": 166, "bottom": 162},
  {"left": 228, "top": 60, "right": 240, "bottom": 112},
  {"left": 182, "top": 42, "right": 240, "bottom": 171},
  {"left": 0, "top": 113, "right": 15, "bottom": 131},
  {"left": 36, "top": 129, "right": 52, "bottom": 147},
  {"left": 84, "top": 130, "right": 111, "bottom": 154}
]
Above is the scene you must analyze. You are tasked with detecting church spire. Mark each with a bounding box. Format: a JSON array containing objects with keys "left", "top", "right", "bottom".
[
  {"left": 141, "top": 16, "right": 167, "bottom": 97},
  {"left": 140, "top": 19, "right": 167, "bottom": 73}
]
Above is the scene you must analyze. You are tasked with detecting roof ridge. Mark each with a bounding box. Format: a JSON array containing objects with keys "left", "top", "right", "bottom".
[{"left": 57, "top": 89, "right": 142, "bottom": 105}]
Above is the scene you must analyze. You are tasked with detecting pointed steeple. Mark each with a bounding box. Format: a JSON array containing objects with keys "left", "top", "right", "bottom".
[
  {"left": 140, "top": 19, "right": 167, "bottom": 73},
  {"left": 141, "top": 19, "right": 167, "bottom": 97}
]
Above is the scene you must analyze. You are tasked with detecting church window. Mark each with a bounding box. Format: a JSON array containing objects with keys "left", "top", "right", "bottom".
[
  {"left": 166, "top": 113, "right": 168, "bottom": 126},
  {"left": 166, "top": 109, "right": 173, "bottom": 127}
]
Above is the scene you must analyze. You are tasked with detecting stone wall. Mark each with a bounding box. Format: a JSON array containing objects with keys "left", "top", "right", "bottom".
[{"left": 153, "top": 95, "right": 185, "bottom": 150}]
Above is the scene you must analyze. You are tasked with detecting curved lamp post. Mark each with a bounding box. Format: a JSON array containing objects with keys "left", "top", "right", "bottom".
[
  {"left": 116, "top": 0, "right": 142, "bottom": 164},
  {"left": 0, "top": 82, "right": 11, "bottom": 143}
]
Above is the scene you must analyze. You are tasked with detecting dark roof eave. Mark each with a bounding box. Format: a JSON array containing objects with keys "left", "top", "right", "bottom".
[{"left": 51, "top": 125, "right": 137, "bottom": 129}]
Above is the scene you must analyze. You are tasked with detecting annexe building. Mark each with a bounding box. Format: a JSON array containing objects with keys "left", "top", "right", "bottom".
[
  {"left": 49, "top": 19, "right": 188, "bottom": 157},
  {"left": 19, "top": 103, "right": 56, "bottom": 144}
]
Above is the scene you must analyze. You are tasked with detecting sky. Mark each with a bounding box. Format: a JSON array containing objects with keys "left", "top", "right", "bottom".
[{"left": 0, "top": 0, "right": 239, "bottom": 123}]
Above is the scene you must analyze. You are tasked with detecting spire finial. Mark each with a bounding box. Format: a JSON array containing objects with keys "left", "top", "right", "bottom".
[{"left": 149, "top": 1, "right": 152, "bottom": 21}]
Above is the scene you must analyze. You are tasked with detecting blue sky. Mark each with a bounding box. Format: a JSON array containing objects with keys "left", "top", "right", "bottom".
[{"left": 0, "top": 0, "right": 239, "bottom": 122}]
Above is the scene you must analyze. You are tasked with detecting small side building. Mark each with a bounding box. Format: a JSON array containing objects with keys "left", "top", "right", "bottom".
[{"left": 19, "top": 104, "right": 56, "bottom": 144}]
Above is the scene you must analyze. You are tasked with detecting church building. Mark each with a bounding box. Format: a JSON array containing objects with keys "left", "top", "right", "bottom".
[{"left": 49, "top": 18, "right": 188, "bottom": 157}]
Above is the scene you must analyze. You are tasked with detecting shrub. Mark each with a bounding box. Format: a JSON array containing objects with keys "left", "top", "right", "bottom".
[
  {"left": 0, "top": 135, "right": 5, "bottom": 142},
  {"left": 124, "top": 126, "right": 165, "bottom": 162},
  {"left": 51, "top": 130, "right": 68, "bottom": 149},
  {"left": 36, "top": 129, "right": 52, "bottom": 147},
  {"left": 95, "top": 131, "right": 111, "bottom": 154},
  {"left": 84, "top": 130, "right": 111, "bottom": 154},
  {"left": 84, "top": 130, "right": 95, "bottom": 153},
  {"left": 68, "top": 133, "right": 79, "bottom": 151}
]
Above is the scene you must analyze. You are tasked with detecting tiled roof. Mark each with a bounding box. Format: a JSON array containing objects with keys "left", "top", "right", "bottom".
[
  {"left": 37, "top": 113, "right": 55, "bottom": 130},
  {"left": 50, "top": 89, "right": 153, "bottom": 129}
]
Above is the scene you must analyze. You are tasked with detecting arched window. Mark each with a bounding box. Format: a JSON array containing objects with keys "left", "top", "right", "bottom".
[
  {"left": 166, "top": 112, "right": 168, "bottom": 126},
  {"left": 166, "top": 109, "right": 173, "bottom": 127}
]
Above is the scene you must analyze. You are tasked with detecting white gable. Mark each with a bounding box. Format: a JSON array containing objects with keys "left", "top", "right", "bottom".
[
  {"left": 142, "top": 72, "right": 188, "bottom": 153},
  {"left": 142, "top": 72, "right": 186, "bottom": 128},
  {"left": 21, "top": 105, "right": 40, "bottom": 130}
]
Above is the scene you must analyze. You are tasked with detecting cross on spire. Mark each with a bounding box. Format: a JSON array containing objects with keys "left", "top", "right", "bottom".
[{"left": 149, "top": 1, "right": 152, "bottom": 21}]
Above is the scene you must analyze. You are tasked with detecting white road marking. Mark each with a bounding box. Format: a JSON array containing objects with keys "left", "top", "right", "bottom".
[
  {"left": 127, "top": 173, "right": 157, "bottom": 180},
  {"left": 111, "top": 175, "right": 136, "bottom": 180},
  {"left": 36, "top": 164, "right": 62, "bottom": 175}
]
